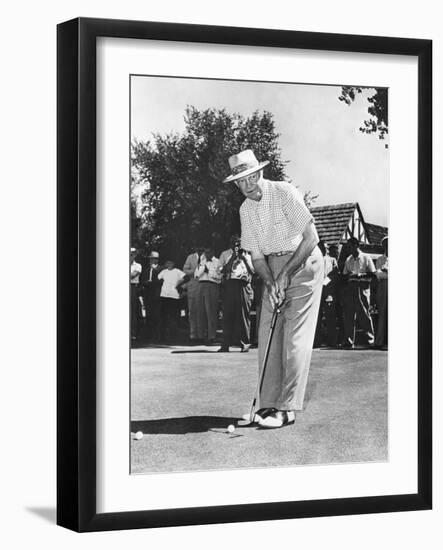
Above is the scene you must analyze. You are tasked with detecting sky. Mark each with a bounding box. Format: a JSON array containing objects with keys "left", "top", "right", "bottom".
[{"left": 131, "top": 76, "right": 389, "bottom": 227}]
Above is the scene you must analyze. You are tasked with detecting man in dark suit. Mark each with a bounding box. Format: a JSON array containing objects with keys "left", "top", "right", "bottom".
[
  {"left": 314, "top": 241, "right": 340, "bottom": 347},
  {"left": 218, "top": 235, "right": 254, "bottom": 352},
  {"left": 342, "top": 237, "right": 376, "bottom": 347},
  {"left": 140, "top": 249, "right": 162, "bottom": 341}
]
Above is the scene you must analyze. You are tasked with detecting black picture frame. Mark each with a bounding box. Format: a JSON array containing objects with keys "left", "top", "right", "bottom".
[{"left": 57, "top": 17, "right": 432, "bottom": 532}]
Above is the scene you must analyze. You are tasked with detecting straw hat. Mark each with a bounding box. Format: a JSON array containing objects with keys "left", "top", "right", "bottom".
[{"left": 223, "top": 149, "right": 269, "bottom": 183}]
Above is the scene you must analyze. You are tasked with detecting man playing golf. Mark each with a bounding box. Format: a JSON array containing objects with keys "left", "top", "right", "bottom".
[{"left": 223, "top": 150, "right": 324, "bottom": 428}]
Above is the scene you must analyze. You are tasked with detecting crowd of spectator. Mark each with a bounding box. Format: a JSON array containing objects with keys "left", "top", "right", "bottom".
[
  {"left": 130, "top": 236, "right": 255, "bottom": 349},
  {"left": 130, "top": 234, "right": 388, "bottom": 350},
  {"left": 314, "top": 236, "right": 388, "bottom": 349}
]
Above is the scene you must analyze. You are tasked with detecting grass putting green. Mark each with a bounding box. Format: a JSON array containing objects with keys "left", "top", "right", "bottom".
[{"left": 131, "top": 345, "right": 388, "bottom": 474}]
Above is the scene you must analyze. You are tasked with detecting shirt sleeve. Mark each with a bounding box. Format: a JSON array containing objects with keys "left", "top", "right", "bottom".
[
  {"left": 157, "top": 269, "right": 165, "bottom": 280},
  {"left": 243, "top": 252, "right": 254, "bottom": 274},
  {"left": 219, "top": 250, "right": 230, "bottom": 267},
  {"left": 183, "top": 255, "right": 196, "bottom": 276},
  {"left": 375, "top": 257, "right": 388, "bottom": 279},
  {"left": 366, "top": 256, "right": 376, "bottom": 273},
  {"left": 240, "top": 207, "right": 261, "bottom": 255},
  {"left": 279, "top": 182, "right": 314, "bottom": 235},
  {"left": 343, "top": 257, "right": 351, "bottom": 275}
]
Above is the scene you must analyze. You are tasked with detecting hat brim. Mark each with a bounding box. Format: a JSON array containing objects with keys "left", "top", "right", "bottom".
[{"left": 222, "top": 160, "right": 270, "bottom": 183}]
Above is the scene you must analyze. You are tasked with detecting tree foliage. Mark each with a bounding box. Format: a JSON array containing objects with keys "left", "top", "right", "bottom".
[
  {"left": 131, "top": 106, "right": 291, "bottom": 264},
  {"left": 339, "top": 86, "right": 388, "bottom": 140}
]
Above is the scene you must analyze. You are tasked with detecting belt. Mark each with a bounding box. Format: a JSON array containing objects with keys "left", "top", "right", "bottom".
[{"left": 269, "top": 250, "right": 294, "bottom": 257}]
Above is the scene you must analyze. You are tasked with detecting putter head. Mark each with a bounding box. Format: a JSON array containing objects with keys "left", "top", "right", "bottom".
[
  {"left": 237, "top": 412, "right": 261, "bottom": 427},
  {"left": 237, "top": 419, "right": 254, "bottom": 427}
]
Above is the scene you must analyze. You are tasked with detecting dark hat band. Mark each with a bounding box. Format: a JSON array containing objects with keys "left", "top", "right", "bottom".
[{"left": 232, "top": 162, "right": 259, "bottom": 175}]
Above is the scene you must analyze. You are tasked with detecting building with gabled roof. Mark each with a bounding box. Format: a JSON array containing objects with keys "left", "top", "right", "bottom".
[
  {"left": 310, "top": 202, "right": 388, "bottom": 260},
  {"left": 365, "top": 222, "right": 389, "bottom": 247}
]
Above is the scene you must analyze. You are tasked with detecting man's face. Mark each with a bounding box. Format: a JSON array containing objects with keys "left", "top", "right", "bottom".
[
  {"left": 149, "top": 257, "right": 159, "bottom": 266},
  {"left": 349, "top": 241, "right": 359, "bottom": 257},
  {"left": 236, "top": 171, "right": 262, "bottom": 201}
]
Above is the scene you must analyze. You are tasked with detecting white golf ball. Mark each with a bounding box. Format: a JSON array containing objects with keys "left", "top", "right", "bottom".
[
  {"left": 227, "top": 424, "right": 235, "bottom": 434},
  {"left": 135, "top": 431, "right": 143, "bottom": 440}
]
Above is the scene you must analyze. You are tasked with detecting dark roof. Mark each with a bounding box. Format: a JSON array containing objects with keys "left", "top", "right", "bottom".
[
  {"left": 365, "top": 223, "right": 388, "bottom": 246},
  {"left": 310, "top": 203, "right": 357, "bottom": 246}
]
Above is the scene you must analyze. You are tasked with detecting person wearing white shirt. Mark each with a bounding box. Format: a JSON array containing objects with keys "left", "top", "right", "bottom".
[
  {"left": 131, "top": 258, "right": 142, "bottom": 284},
  {"left": 342, "top": 237, "right": 376, "bottom": 347},
  {"left": 140, "top": 249, "right": 162, "bottom": 342},
  {"left": 130, "top": 248, "right": 142, "bottom": 341},
  {"left": 375, "top": 236, "right": 388, "bottom": 348},
  {"left": 194, "top": 246, "right": 222, "bottom": 343},
  {"left": 157, "top": 260, "right": 186, "bottom": 342},
  {"left": 223, "top": 149, "right": 323, "bottom": 429}
]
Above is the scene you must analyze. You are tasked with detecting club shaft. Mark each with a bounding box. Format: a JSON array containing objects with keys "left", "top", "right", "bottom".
[{"left": 248, "top": 306, "right": 280, "bottom": 420}]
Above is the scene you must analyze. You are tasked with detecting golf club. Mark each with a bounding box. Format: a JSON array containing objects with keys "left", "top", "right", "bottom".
[{"left": 238, "top": 303, "right": 282, "bottom": 426}]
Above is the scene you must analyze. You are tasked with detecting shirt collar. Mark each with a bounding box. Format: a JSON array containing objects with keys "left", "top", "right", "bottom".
[{"left": 251, "top": 179, "right": 270, "bottom": 210}]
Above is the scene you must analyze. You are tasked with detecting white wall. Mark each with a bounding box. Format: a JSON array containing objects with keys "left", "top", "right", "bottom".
[{"left": 0, "top": 1, "right": 440, "bottom": 548}]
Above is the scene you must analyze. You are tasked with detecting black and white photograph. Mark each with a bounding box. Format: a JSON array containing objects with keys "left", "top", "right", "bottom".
[
  {"left": 1, "top": 0, "right": 439, "bottom": 543},
  {"left": 129, "top": 75, "right": 389, "bottom": 474}
]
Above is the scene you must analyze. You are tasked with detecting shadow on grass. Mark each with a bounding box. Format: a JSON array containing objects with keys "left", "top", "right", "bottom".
[
  {"left": 131, "top": 342, "right": 221, "bottom": 352},
  {"left": 132, "top": 416, "right": 241, "bottom": 434},
  {"left": 131, "top": 341, "right": 181, "bottom": 350},
  {"left": 170, "top": 350, "right": 218, "bottom": 354}
]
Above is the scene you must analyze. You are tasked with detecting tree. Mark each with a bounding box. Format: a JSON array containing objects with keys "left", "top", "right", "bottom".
[
  {"left": 131, "top": 106, "right": 293, "bottom": 264},
  {"left": 339, "top": 86, "right": 388, "bottom": 140}
]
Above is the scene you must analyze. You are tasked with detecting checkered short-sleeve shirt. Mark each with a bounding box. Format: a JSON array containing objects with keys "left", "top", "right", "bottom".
[{"left": 240, "top": 179, "right": 314, "bottom": 256}]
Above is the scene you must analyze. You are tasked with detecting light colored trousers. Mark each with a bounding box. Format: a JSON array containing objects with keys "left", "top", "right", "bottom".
[
  {"left": 258, "top": 247, "right": 324, "bottom": 411},
  {"left": 186, "top": 278, "right": 204, "bottom": 339}
]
